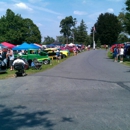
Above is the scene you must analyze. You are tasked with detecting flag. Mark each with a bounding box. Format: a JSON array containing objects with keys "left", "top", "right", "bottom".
[{"left": 93, "top": 26, "right": 96, "bottom": 32}]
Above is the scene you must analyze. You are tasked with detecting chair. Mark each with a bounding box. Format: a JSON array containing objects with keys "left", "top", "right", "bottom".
[{"left": 31, "top": 59, "right": 42, "bottom": 70}]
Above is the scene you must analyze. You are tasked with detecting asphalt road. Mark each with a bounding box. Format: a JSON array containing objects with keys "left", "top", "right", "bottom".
[{"left": 0, "top": 49, "right": 130, "bottom": 130}]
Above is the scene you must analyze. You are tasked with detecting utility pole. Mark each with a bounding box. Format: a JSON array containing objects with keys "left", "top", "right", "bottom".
[
  {"left": 93, "top": 26, "right": 95, "bottom": 50},
  {"left": 73, "top": 33, "right": 74, "bottom": 44},
  {"left": 73, "top": 20, "right": 77, "bottom": 44}
]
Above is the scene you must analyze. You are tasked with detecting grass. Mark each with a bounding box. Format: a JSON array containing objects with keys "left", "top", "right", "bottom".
[
  {"left": 107, "top": 50, "right": 130, "bottom": 67},
  {"left": 107, "top": 51, "right": 113, "bottom": 59},
  {"left": 0, "top": 53, "right": 74, "bottom": 80}
]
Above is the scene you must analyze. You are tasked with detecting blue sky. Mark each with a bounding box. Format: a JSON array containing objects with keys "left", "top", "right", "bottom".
[{"left": 0, "top": 0, "right": 126, "bottom": 41}]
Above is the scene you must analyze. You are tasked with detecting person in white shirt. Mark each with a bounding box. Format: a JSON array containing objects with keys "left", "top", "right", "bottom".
[
  {"left": 12, "top": 56, "right": 27, "bottom": 76},
  {"left": 7, "top": 49, "right": 14, "bottom": 70},
  {"left": 119, "top": 46, "right": 124, "bottom": 63},
  {"left": 12, "top": 56, "right": 26, "bottom": 66}
]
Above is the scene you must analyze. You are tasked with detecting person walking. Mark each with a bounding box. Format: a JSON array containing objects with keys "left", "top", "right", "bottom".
[
  {"left": 56, "top": 49, "right": 61, "bottom": 63},
  {"left": 1, "top": 48, "right": 8, "bottom": 65},
  {"left": 7, "top": 49, "right": 14, "bottom": 70},
  {"left": 119, "top": 46, "right": 124, "bottom": 63},
  {"left": 113, "top": 46, "right": 119, "bottom": 62}
]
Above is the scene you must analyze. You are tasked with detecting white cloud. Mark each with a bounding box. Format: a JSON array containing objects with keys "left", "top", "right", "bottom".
[
  {"left": 107, "top": 8, "right": 114, "bottom": 13},
  {"left": 15, "top": 2, "right": 33, "bottom": 11},
  {"left": 30, "top": 5, "right": 61, "bottom": 15},
  {"left": 74, "top": 11, "right": 87, "bottom": 15}
]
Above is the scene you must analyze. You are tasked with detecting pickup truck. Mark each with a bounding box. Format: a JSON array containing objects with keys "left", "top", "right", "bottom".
[{"left": 14, "top": 49, "right": 50, "bottom": 65}]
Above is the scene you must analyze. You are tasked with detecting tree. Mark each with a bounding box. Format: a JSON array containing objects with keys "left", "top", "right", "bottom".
[
  {"left": 75, "top": 19, "right": 88, "bottom": 44},
  {"left": 125, "top": 0, "right": 130, "bottom": 35},
  {"left": 118, "top": 9, "right": 128, "bottom": 33},
  {"left": 42, "top": 36, "right": 55, "bottom": 45},
  {"left": 96, "top": 39, "right": 101, "bottom": 48},
  {"left": 59, "top": 16, "right": 77, "bottom": 44},
  {"left": 22, "top": 18, "right": 41, "bottom": 43},
  {"left": 56, "top": 36, "right": 65, "bottom": 44},
  {"left": 0, "top": 9, "right": 23, "bottom": 44},
  {"left": 0, "top": 9, "right": 42, "bottom": 45},
  {"left": 91, "top": 13, "right": 121, "bottom": 46},
  {"left": 117, "top": 33, "right": 129, "bottom": 43}
]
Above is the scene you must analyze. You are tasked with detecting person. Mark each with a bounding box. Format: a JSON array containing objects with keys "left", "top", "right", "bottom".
[
  {"left": 88, "top": 45, "right": 90, "bottom": 51},
  {"left": 106, "top": 44, "right": 108, "bottom": 50},
  {"left": 113, "top": 46, "right": 119, "bottom": 62},
  {"left": 12, "top": 56, "right": 27, "bottom": 75},
  {"left": 56, "top": 49, "right": 61, "bottom": 62},
  {"left": 73, "top": 47, "right": 77, "bottom": 56},
  {"left": 1, "top": 48, "right": 8, "bottom": 65},
  {"left": 7, "top": 49, "right": 14, "bottom": 70},
  {"left": 119, "top": 46, "right": 124, "bottom": 63},
  {"left": 18, "top": 50, "right": 23, "bottom": 56},
  {"left": 0, "top": 53, "right": 2, "bottom": 59}
]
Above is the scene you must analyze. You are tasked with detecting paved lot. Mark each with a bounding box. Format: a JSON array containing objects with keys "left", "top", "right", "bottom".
[{"left": 0, "top": 49, "right": 130, "bottom": 130}]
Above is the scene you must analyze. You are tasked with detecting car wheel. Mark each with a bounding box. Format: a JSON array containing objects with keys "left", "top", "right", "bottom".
[
  {"left": 43, "top": 60, "right": 49, "bottom": 64},
  {"left": 14, "top": 73, "right": 17, "bottom": 78},
  {"left": 62, "top": 54, "right": 66, "bottom": 58}
]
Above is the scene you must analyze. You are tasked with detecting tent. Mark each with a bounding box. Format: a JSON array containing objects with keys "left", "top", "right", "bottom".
[
  {"left": 68, "top": 43, "right": 75, "bottom": 46},
  {"left": 0, "top": 44, "right": 8, "bottom": 49},
  {"left": 12, "top": 42, "right": 40, "bottom": 50},
  {"left": 1, "top": 42, "right": 15, "bottom": 49},
  {"left": 34, "top": 43, "right": 42, "bottom": 48},
  {"left": 30, "top": 43, "right": 41, "bottom": 49}
]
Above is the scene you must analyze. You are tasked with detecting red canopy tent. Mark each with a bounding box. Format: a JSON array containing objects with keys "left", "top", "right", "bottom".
[{"left": 1, "top": 42, "right": 15, "bottom": 49}]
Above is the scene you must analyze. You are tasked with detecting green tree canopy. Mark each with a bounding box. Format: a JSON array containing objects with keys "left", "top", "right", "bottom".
[
  {"left": 0, "top": 9, "right": 41, "bottom": 45},
  {"left": 22, "top": 18, "right": 41, "bottom": 43},
  {"left": 92, "top": 13, "right": 121, "bottom": 45},
  {"left": 59, "top": 16, "right": 77, "bottom": 44},
  {"left": 75, "top": 19, "right": 88, "bottom": 44},
  {"left": 125, "top": 0, "right": 130, "bottom": 35},
  {"left": 42, "top": 36, "right": 55, "bottom": 45},
  {"left": 118, "top": 9, "right": 128, "bottom": 34}
]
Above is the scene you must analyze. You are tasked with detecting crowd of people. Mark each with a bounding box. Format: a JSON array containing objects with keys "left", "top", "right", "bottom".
[
  {"left": 0, "top": 48, "right": 15, "bottom": 70},
  {"left": 0, "top": 48, "right": 27, "bottom": 71},
  {"left": 113, "top": 46, "right": 124, "bottom": 63}
]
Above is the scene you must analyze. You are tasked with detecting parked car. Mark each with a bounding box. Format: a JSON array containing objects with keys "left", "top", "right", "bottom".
[
  {"left": 44, "top": 48, "right": 69, "bottom": 58},
  {"left": 43, "top": 49, "right": 66, "bottom": 59},
  {"left": 14, "top": 49, "right": 51, "bottom": 65}
]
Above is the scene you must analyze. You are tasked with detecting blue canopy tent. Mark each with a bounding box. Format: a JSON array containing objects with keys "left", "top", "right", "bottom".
[{"left": 12, "top": 42, "right": 40, "bottom": 50}]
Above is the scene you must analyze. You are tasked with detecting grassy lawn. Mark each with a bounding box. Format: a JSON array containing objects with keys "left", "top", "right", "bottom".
[
  {"left": 0, "top": 53, "right": 73, "bottom": 80},
  {"left": 107, "top": 51, "right": 130, "bottom": 67}
]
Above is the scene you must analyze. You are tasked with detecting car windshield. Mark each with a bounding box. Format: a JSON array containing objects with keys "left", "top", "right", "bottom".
[{"left": 39, "top": 52, "right": 47, "bottom": 56}]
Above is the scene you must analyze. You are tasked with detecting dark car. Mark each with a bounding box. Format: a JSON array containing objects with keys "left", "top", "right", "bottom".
[{"left": 0, "top": 58, "right": 7, "bottom": 73}]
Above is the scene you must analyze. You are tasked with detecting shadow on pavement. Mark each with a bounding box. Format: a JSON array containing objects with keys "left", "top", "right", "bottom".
[{"left": 0, "top": 105, "right": 55, "bottom": 130}]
